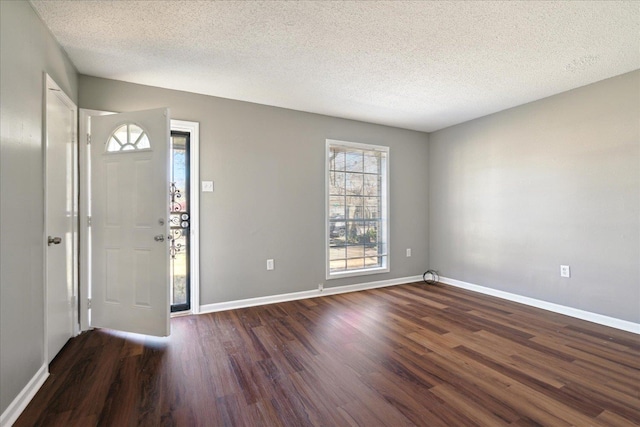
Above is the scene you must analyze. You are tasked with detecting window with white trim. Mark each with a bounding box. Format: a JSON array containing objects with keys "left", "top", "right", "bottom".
[{"left": 327, "top": 140, "right": 389, "bottom": 278}]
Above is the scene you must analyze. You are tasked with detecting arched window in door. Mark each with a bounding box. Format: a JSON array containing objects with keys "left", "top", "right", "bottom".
[{"left": 106, "top": 123, "right": 151, "bottom": 152}]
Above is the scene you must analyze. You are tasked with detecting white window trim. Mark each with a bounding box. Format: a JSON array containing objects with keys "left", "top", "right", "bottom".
[{"left": 325, "top": 139, "right": 390, "bottom": 280}]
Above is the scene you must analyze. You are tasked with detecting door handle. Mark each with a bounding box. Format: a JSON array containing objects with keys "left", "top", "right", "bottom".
[
  {"left": 154, "top": 234, "right": 165, "bottom": 242},
  {"left": 48, "top": 236, "right": 62, "bottom": 246}
]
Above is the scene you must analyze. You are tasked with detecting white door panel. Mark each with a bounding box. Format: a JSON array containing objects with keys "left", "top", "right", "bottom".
[
  {"left": 45, "top": 77, "right": 77, "bottom": 363},
  {"left": 91, "top": 108, "right": 170, "bottom": 337}
]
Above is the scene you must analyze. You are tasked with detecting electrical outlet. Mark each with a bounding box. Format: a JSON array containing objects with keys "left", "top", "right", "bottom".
[
  {"left": 318, "top": 283, "right": 323, "bottom": 292},
  {"left": 406, "top": 248, "right": 412, "bottom": 257},
  {"left": 560, "top": 265, "right": 571, "bottom": 278},
  {"left": 267, "top": 259, "right": 274, "bottom": 271}
]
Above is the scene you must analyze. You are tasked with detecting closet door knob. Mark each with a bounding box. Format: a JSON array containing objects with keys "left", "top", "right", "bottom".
[{"left": 48, "top": 236, "right": 62, "bottom": 246}]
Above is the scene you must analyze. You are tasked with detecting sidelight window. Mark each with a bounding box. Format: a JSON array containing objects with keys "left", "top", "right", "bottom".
[{"left": 170, "top": 131, "right": 191, "bottom": 312}]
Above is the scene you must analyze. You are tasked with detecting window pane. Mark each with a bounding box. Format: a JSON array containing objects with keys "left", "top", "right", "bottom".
[
  {"left": 363, "top": 175, "right": 380, "bottom": 197},
  {"left": 129, "top": 124, "right": 144, "bottom": 146},
  {"left": 347, "top": 220, "right": 370, "bottom": 243},
  {"left": 364, "top": 222, "right": 378, "bottom": 245},
  {"left": 364, "top": 197, "right": 380, "bottom": 219},
  {"left": 330, "top": 148, "right": 346, "bottom": 171},
  {"left": 345, "top": 173, "right": 363, "bottom": 194},
  {"left": 346, "top": 257, "right": 365, "bottom": 270},
  {"left": 364, "top": 152, "right": 381, "bottom": 174},
  {"left": 115, "top": 125, "right": 128, "bottom": 146},
  {"left": 346, "top": 245, "right": 364, "bottom": 258},
  {"left": 332, "top": 235, "right": 346, "bottom": 246},
  {"left": 172, "top": 140, "right": 188, "bottom": 212},
  {"left": 329, "top": 246, "right": 346, "bottom": 261},
  {"left": 329, "top": 213, "right": 346, "bottom": 242},
  {"left": 329, "top": 196, "right": 345, "bottom": 217},
  {"left": 346, "top": 196, "right": 363, "bottom": 219},
  {"left": 329, "top": 172, "right": 345, "bottom": 195},
  {"left": 364, "top": 257, "right": 380, "bottom": 268},
  {"left": 330, "top": 259, "right": 346, "bottom": 272},
  {"left": 136, "top": 134, "right": 150, "bottom": 149},
  {"left": 107, "top": 138, "right": 120, "bottom": 152},
  {"left": 364, "top": 243, "right": 380, "bottom": 257},
  {"left": 345, "top": 151, "right": 363, "bottom": 172},
  {"left": 347, "top": 221, "right": 367, "bottom": 245},
  {"left": 170, "top": 232, "right": 188, "bottom": 305}
]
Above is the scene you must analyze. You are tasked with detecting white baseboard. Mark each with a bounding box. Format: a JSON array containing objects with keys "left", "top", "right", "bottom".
[
  {"left": 0, "top": 364, "right": 49, "bottom": 427},
  {"left": 440, "top": 276, "right": 640, "bottom": 335},
  {"left": 199, "top": 275, "right": 423, "bottom": 314}
]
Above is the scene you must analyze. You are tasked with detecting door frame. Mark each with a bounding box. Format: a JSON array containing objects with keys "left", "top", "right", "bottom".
[
  {"left": 79, "top": 110, "right": 201, "bottom": 331},
  {"left": 43, "top": 74, "right": 79, "bottom": 363}
]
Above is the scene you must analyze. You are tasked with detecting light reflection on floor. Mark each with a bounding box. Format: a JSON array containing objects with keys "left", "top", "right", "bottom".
[{"left": 102, "top": 328, "right": 170, "bottom": 350}]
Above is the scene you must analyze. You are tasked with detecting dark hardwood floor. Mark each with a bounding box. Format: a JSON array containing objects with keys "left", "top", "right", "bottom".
[{"left": 16, "top": 282, "right": 640, "bottom": 426}]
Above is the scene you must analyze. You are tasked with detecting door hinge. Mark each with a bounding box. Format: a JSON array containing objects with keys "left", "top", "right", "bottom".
[
  {"left": 87, "top": 298, "right": 92, "bottom": 309},
  {"left": 87, "top": 133, "right": 91, "bottom": 145},
  {"left": 87, "top": 216, "right": 92, "bottom": 226}
]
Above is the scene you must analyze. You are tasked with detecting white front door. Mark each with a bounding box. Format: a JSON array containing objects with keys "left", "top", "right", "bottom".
[
  {"left": 45, "top": 76, "right": 78, "bottom": 363},
  {"left": 90, "top": 108, "right": 171, "bottom": 337}
]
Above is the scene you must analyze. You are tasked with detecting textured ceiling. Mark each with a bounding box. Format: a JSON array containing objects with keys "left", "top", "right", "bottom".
[{"left": 31, "top": 1, "right": 639, "bottom": 132}]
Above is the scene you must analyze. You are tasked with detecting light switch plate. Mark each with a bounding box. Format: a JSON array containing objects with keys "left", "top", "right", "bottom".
[{"left": 201, "top": 181, "right": 214, "bottom": 192}]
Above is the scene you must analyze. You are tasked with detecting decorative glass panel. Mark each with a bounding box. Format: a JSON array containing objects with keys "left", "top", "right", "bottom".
[
  {"left": 170, "top": 133, "right": 190, "bottom": 311},
  {"left": 106, "top": 123, "right": 151, "bottom": 152}
]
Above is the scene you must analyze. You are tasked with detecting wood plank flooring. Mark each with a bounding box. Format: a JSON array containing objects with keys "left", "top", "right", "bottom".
[{"left": 15, "top": 282, "right": 640, "bottom": 426}]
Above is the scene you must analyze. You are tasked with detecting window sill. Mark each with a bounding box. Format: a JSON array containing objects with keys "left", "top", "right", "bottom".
[{"left": 327, "top": 266, "right": 389, "bottom": 280}]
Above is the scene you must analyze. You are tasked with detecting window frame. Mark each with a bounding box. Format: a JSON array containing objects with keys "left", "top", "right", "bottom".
[{"left": 325, "top": 139, "right": 390, "bottom": 280}]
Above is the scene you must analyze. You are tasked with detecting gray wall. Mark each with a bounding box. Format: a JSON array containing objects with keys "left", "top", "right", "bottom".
[
  {"left": 0, "top": 1, "right": 78, "bottom": 415},
  {"left": 79, "top": 76, "right": 430, "bottom": 305},
  {"left": 429, "top": 71, "right": 640, "bottom": 323}
]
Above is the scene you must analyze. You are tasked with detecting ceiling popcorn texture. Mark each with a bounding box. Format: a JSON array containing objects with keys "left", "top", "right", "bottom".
[{"left": 30, "top": 1, "right": 639, "bottom": 132}]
